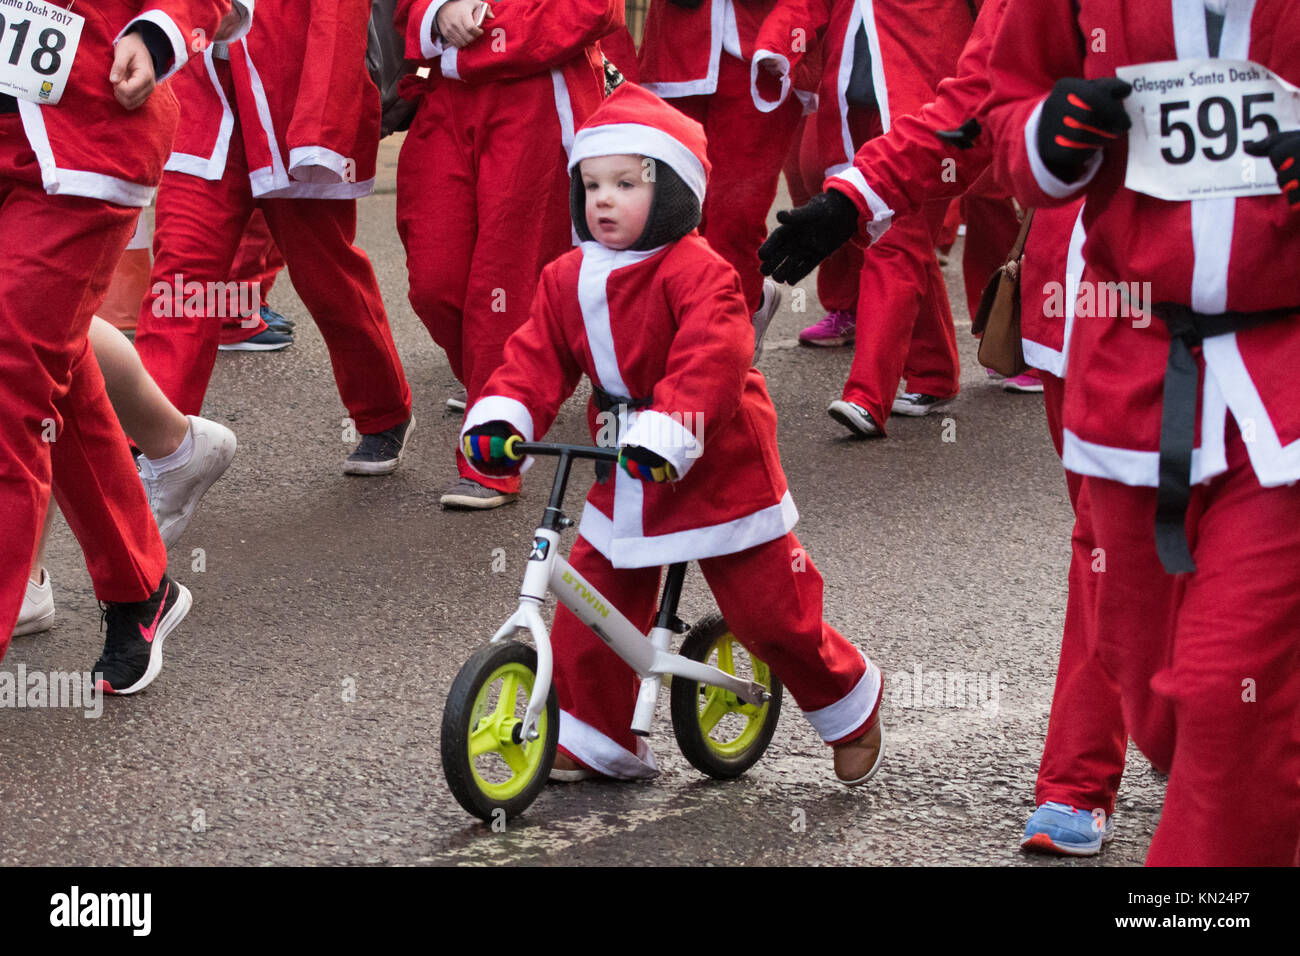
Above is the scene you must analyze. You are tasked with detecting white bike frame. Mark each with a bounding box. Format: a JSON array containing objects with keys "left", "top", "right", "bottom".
[{"left": 491, "top": 527, "right": 770, "bottom": 745}]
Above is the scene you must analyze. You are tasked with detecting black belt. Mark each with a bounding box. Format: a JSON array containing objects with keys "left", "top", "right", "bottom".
[
  {"left": 591, "top": 384, "right": 650, "bottom": 483},
  {"left": 1151, "top": 301, "right": 1296, "bottom": 573}
]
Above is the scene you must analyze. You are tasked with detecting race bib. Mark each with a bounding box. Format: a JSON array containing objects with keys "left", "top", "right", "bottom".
[
  {"left": 1117, "top": 59, "right": 1300, "bottom": 202},
  {"left": 0, "top": 1, "right": 82, "bottom": 106}
]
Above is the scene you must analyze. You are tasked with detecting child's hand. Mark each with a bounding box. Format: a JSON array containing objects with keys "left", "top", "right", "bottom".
[
  {"left": 436, "top": 0, "right": 494, "bottom": 50},
  {"left": 618, "top": 445, "right": 678, "bottom": 483},
  {"left": 462, "top": 420, "right": 524, "bottom": 474},
  {"left": 758, "top": 56, "right": 784, "bottom": 78}
]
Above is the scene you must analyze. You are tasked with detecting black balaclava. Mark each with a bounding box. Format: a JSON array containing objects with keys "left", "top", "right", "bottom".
[{"left": 569, "top": 158, "right": 702, "bottom": 250}]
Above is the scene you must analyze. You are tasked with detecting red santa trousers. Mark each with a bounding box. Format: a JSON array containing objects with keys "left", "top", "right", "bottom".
[
  {"left": 0, "top": 129, "right": 165, "bottom": 651},
  {"left": 842, "top": 194, "right": 959, "bottom": 428},
  {"left": 675, "top": 54, "right": 803, "bottom": 314},
  {"left": 553, "top": 531, "right": 876, "bottom": 778},
  {"left": 1078, "top": 420, "right": 1300, "bottom": 865},
  {"left": 396, "top": 75, "right": 574, "bottom": 494},
  {"left": 959, "top": 192, "right": 1021, "bottom": 321},
  {"left": 1032, "top": 374, "right": 1128, "bottom": 817},
  {"left": 135, "top": 66, "right": 411, "bottom": 434},
  {"left": 219, "top": 210, "right": 285, "bottom": 346}
]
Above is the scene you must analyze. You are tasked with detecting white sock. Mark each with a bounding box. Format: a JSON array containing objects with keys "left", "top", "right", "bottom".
[{"left": 143, "top": 421, "right": 195, "bottom": 476}]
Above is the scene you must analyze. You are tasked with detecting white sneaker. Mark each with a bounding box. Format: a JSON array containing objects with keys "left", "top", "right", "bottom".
[
  {"left": 13, "top": 569, "right": 54, "bottom": 638},
  {"left": 891, "top": 392, "right": 955, "bottom": 417},
  {"left": 752, "top": 277, "right": 782, "bottom": 364},
  {"left": 827, "top": 400, "right": 883, "bottom": 438},
  {"left": 139, "top": 416, "right": 238, "bottom": 548}
]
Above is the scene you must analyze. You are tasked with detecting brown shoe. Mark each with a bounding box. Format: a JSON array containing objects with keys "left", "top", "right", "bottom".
[
  {"left": 833, "top": 718, "right": 884, "bottom": 786},
  {"left": 549, "top": 751, "right": 600, "bottom": 783}
]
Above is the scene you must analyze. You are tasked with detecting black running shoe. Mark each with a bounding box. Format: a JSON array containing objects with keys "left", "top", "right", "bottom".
[
  {"left": 93, "top": 574, "right": 192, "bottom": 695},
  {"left": 343, "top": 415, "right": 414, "bottom": 476}
]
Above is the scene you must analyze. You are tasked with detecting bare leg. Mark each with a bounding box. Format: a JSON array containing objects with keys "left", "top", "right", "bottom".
[
  {"left": 30, "top": 503, "right": 56, "bottom": 583},
  {"left": 88, "top": 316, "right": 189, "bottom": 460}
]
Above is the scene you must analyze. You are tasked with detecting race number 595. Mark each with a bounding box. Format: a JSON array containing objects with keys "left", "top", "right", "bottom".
[
  {"left": 0, "top": 16, "right": 67, "bottom": 77},
  {"left": 1159, "top": 93, "right": 1279, "bottom": 164}
]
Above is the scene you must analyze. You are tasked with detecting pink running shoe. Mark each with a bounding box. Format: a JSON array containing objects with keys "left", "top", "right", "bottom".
[
  {"left": 1003, "top": 372, "right": 1044, "bottom": 394},
  {"left": 799, "top": 309, "right": 856, "bottom": 347}
]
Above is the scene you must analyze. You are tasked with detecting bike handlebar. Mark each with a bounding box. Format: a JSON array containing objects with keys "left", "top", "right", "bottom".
[{"left": 505, "top": 436, "right": 619, "bottom": 463}]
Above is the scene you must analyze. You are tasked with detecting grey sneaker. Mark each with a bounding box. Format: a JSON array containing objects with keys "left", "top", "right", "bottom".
[
  {"left": 343, "top": 416, "right": 413, "bottom": 476},
  {"left": 439, "top": 477, "right": 518, "bottom": 510},
  {"left": 891, "top": 392, "right": 955, "bottom": 417},
  {"left": 827, "top": 400, "right": 883, "bottom": 439},
  {"left": 752, "top": 277, "right": 782, "bottom": 364}
]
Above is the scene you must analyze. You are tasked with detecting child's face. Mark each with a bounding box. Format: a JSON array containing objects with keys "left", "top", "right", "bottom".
[{"left": 580, "top": 154, "right": 654, "bottom": 250}]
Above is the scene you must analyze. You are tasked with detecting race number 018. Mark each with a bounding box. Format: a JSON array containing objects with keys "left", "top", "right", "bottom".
[
  {"left": 1159, "top": 93, "right": 1280, "bottom": 164},
  {"left": 0, "top": 15, "right": 67, "bottom": 76}
]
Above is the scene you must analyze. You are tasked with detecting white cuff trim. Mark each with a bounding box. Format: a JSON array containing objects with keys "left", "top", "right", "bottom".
[
  {"left": 749, "top": 49, "right": 791, "bottom": 114},
  {"left": 288, "top": 146, "right": 352, "bottom": 185},
  {"left": 460, "top": 395, "right": 537, "bottom": 476},
  {"left": 558, "top": 710, "right": 659, "bottom": 780},
  {"left": 826, "top": 168, "right": 893, "bottom": 244},
  {"left": 620, "top": 409, "right": 702, "bottom": 480},
  {"left": 803, "top": 655, "right": 881, "bottom": 743},
  {"left": 118, "top": 11, "right": 188, "bottom": 82},
  {"left": 1025, "top": 100, "right": 1103, "bottom": 200},
  {"left": 420, "top": 0, "right": 452, "bottom": 59}
]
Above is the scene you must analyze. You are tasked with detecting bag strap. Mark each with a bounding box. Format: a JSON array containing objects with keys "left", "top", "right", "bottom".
[{"left": 1005, "top": 208, "right": 1036, "bottom": 264}]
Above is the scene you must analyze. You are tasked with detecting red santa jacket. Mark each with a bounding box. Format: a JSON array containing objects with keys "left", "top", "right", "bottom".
[
  {"left": 752, "top": 0, "right": 972, "bottom": 176},
  {"left": 638, "top": 0, "right": 819, "bottom": 112},
  {"left": 461, "top": 234, "right": 797, "bottom": 569},
  {"left": 14, "top": 0, "right": 242, "bottom": 207},
  {"left": 825, "top": 0, "right": 1006, "bottom": 241},
  {"left": 985, "top": 0, "right": 1300, "bottom": 490},
  {"left": 396, "top": 0, "right": 613, "bottom": 156},
  {"left": 165, "top": 0, "right": 380, "bottom": 198}
]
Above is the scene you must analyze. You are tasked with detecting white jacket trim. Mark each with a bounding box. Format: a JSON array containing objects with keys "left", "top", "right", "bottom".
[{"left": 579, "top": 489, "right": 799, "bottom": 569}]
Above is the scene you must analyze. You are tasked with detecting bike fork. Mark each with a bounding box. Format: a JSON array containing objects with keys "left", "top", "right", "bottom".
[{"left": 631, "top": 563, "right": 689, "bottom": 736}]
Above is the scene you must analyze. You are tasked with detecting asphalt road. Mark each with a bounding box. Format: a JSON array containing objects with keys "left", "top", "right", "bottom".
[{"left": 0, "top": 143, "right": 1164, "bottom": 866}]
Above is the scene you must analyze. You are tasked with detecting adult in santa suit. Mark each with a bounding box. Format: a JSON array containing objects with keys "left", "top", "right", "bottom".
[
  {"left": 638, "top": 0, "right": 813, "bottom": 323},
  {"left": 459, "top": 83, "right": 884, "bottom": 782},
  {"left": 394, "top": 0, "right": 615, "bottom": 509},
  {"left": 0, "top": 0, "right": 245, "bottom": 682},
  {"left": 134, "top": 0, "right": 414, "bottom": 476},
  {"left": 763, "top": 0, "right": 1130, "bottom": 854},
  {"left": 752, "top": 0, "right": 973, "bottom": 435},
  {"left": 986, "top": 0, "right": 1300, "bottom": 865}
]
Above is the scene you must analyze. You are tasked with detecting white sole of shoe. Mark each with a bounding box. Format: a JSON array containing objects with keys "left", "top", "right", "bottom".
[
  {"left": 156, "top": 418, "right": 238, "bottom": 549},
  {"left": 439, "top": 491, "right": 518, "bottom": 510},
  {"left": 216, "top": 341, "right": 293, "bottom": 352},
  {"left": 799, "top": 335, "right": 854, "bottom": 348},
  {"left": 838, "top": 721, "right": 885, "bottom": 787},
  {"left": 342, "top": 417, "right": 414, "bottom": 477},
  {"left": 1003, "top": 383, "right": 1045, "bottom": 394},
  {"left": 891, "top": 398, "right": 954, "bottom": 417},
  {"left": 12, "top": 604, "right": 54, "bottom": 638},
  {"left": 827, "top": 401, "right": 881, "bottom": 438},
  {"left": 107, "top": 582, "right": 192, "bottom": 696}
]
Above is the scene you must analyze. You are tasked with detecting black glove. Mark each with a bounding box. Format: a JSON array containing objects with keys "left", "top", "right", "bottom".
[
  {"left": 934, "top": 117, "right": 982, "bottom": 151},
  {"left": 758, "top": 189, "right": 860, "bottom": 285},
  {"left": 461, "top": 420, "right": 524, "bottom": 475},
  {"left": 618, "top": 445, "right": 678, "bottom": 483},
  {"left": 667, "top": 0, "right": 705, "bottom": 8},
  {"left": 1244, "top": 130, "right": 1300, "bottom": 207},
  {"left": 1036, "top": 77, "right": 1132, "bottom": 182}
]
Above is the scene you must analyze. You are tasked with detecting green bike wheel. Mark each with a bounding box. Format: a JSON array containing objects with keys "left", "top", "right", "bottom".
[
  {"left": 669, "top": 612, "right": 783, "bottom": 779},
  {"left": 441, "top": 641, "right": 558, "bottom": 822}
]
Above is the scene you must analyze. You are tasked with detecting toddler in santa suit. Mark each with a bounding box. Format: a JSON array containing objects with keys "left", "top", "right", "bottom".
[{"left": 458, "top": 83, "right": 884, "bottom": 783}]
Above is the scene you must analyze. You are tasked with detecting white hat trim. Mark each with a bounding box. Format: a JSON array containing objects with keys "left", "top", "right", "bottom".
[{"left": 568, "top": 123, "right": 707, "bottom": 204}]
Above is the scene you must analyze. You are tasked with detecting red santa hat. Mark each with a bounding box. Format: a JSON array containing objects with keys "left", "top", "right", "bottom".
[{"left": 568, "top": 82, "right": 711, "bottom": 204}]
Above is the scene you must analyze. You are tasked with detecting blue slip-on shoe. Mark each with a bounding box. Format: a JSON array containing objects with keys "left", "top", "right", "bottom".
[{"left": 1020, "top": 802, "right": 1115, "bottom": 856}]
